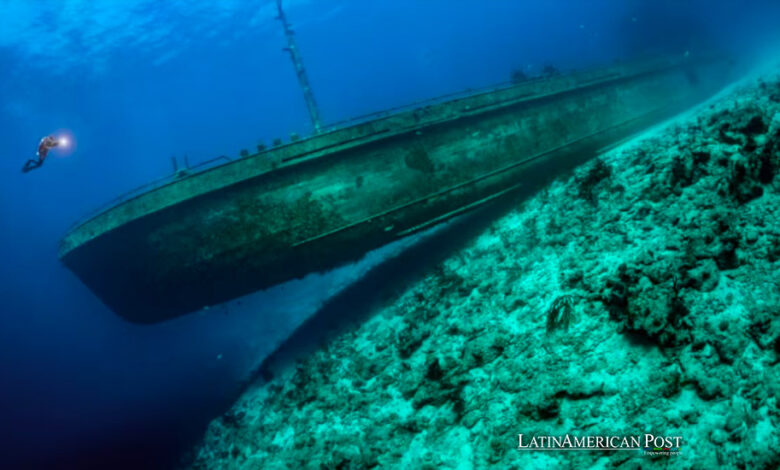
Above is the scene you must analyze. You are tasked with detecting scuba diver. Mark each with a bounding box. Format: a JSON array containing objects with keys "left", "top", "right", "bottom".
[{"left": 22, "top": 135, "right": 60, "bottom": 173}]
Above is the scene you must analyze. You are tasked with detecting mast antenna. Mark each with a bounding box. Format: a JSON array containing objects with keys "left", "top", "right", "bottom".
[{"left": 276, "top": 0, "right": 323, "bottom": 134}]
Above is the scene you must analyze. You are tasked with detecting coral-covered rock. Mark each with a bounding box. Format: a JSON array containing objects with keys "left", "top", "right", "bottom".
[{"left": 186, "top": 67, "right": 780, "bottom": 470}]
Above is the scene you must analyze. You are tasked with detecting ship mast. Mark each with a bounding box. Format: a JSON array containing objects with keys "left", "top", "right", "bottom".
[{"left": 276, "top": 0, "right": 323, "bottom": 134}]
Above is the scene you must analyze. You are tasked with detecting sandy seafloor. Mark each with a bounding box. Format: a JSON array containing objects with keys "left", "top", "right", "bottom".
[{"left": 185, "top": 65, "right": 780, "bottom": 469}]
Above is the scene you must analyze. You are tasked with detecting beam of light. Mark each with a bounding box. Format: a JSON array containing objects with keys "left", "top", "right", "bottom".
[{"left": 53, "top": 129, "right": 76, "bottom": 157}]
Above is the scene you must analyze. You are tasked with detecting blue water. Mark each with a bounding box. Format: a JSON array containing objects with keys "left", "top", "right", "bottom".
[{"left": 1, "top": 1, "right": 778, "bottom": 468}]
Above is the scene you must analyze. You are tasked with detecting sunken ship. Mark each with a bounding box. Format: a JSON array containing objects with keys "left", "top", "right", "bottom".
[{"left": 58, "top": 4, "right": 733, "bottom": 323}]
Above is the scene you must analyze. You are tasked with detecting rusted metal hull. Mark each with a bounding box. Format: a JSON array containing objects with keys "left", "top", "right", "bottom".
[{"left": 59, "top": 54, "right": 732, "bottom": 323}]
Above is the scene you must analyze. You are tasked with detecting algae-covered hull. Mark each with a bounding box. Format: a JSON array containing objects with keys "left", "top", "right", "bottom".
[{"left": 59, "top": 54, "right": 732, "bottom": 323}]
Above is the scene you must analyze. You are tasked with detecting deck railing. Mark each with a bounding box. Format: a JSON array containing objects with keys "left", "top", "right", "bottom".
[{"left": 61, "top": 53, "right": 691, "bottom": 236}]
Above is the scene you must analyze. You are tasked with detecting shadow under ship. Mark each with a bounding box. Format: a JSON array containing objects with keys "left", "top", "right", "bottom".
[{"left": 58, "top": 9, "right": 734, "bottom": 323}]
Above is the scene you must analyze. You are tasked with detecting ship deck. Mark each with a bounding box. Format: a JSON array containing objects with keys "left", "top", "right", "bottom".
[{"left": 59, "top": 53, "right": 732, "bottom": 323}]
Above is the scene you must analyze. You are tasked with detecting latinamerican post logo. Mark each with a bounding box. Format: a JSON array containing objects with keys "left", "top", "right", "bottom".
[{"left": 517, "top": 434, "right": 682, "bottom": 456}]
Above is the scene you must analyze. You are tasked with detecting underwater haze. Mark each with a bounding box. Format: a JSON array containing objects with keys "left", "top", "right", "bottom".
[{"left": 2, "top": 1, "right": 780, "bottom": 468}]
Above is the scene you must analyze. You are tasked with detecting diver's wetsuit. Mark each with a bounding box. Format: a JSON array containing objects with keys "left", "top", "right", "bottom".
[{"left": 22, "top": 136, "right": 59, "bottom": 173}]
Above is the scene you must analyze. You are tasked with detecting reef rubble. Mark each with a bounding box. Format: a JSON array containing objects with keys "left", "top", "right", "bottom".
[{"left": 187, "top": 66, "right": 780, "bottom": 470}]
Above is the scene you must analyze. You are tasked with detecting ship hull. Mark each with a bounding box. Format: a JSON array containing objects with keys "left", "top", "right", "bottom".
[{"left": 59, "top": 54, "right": 732, "bottom": 323}]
